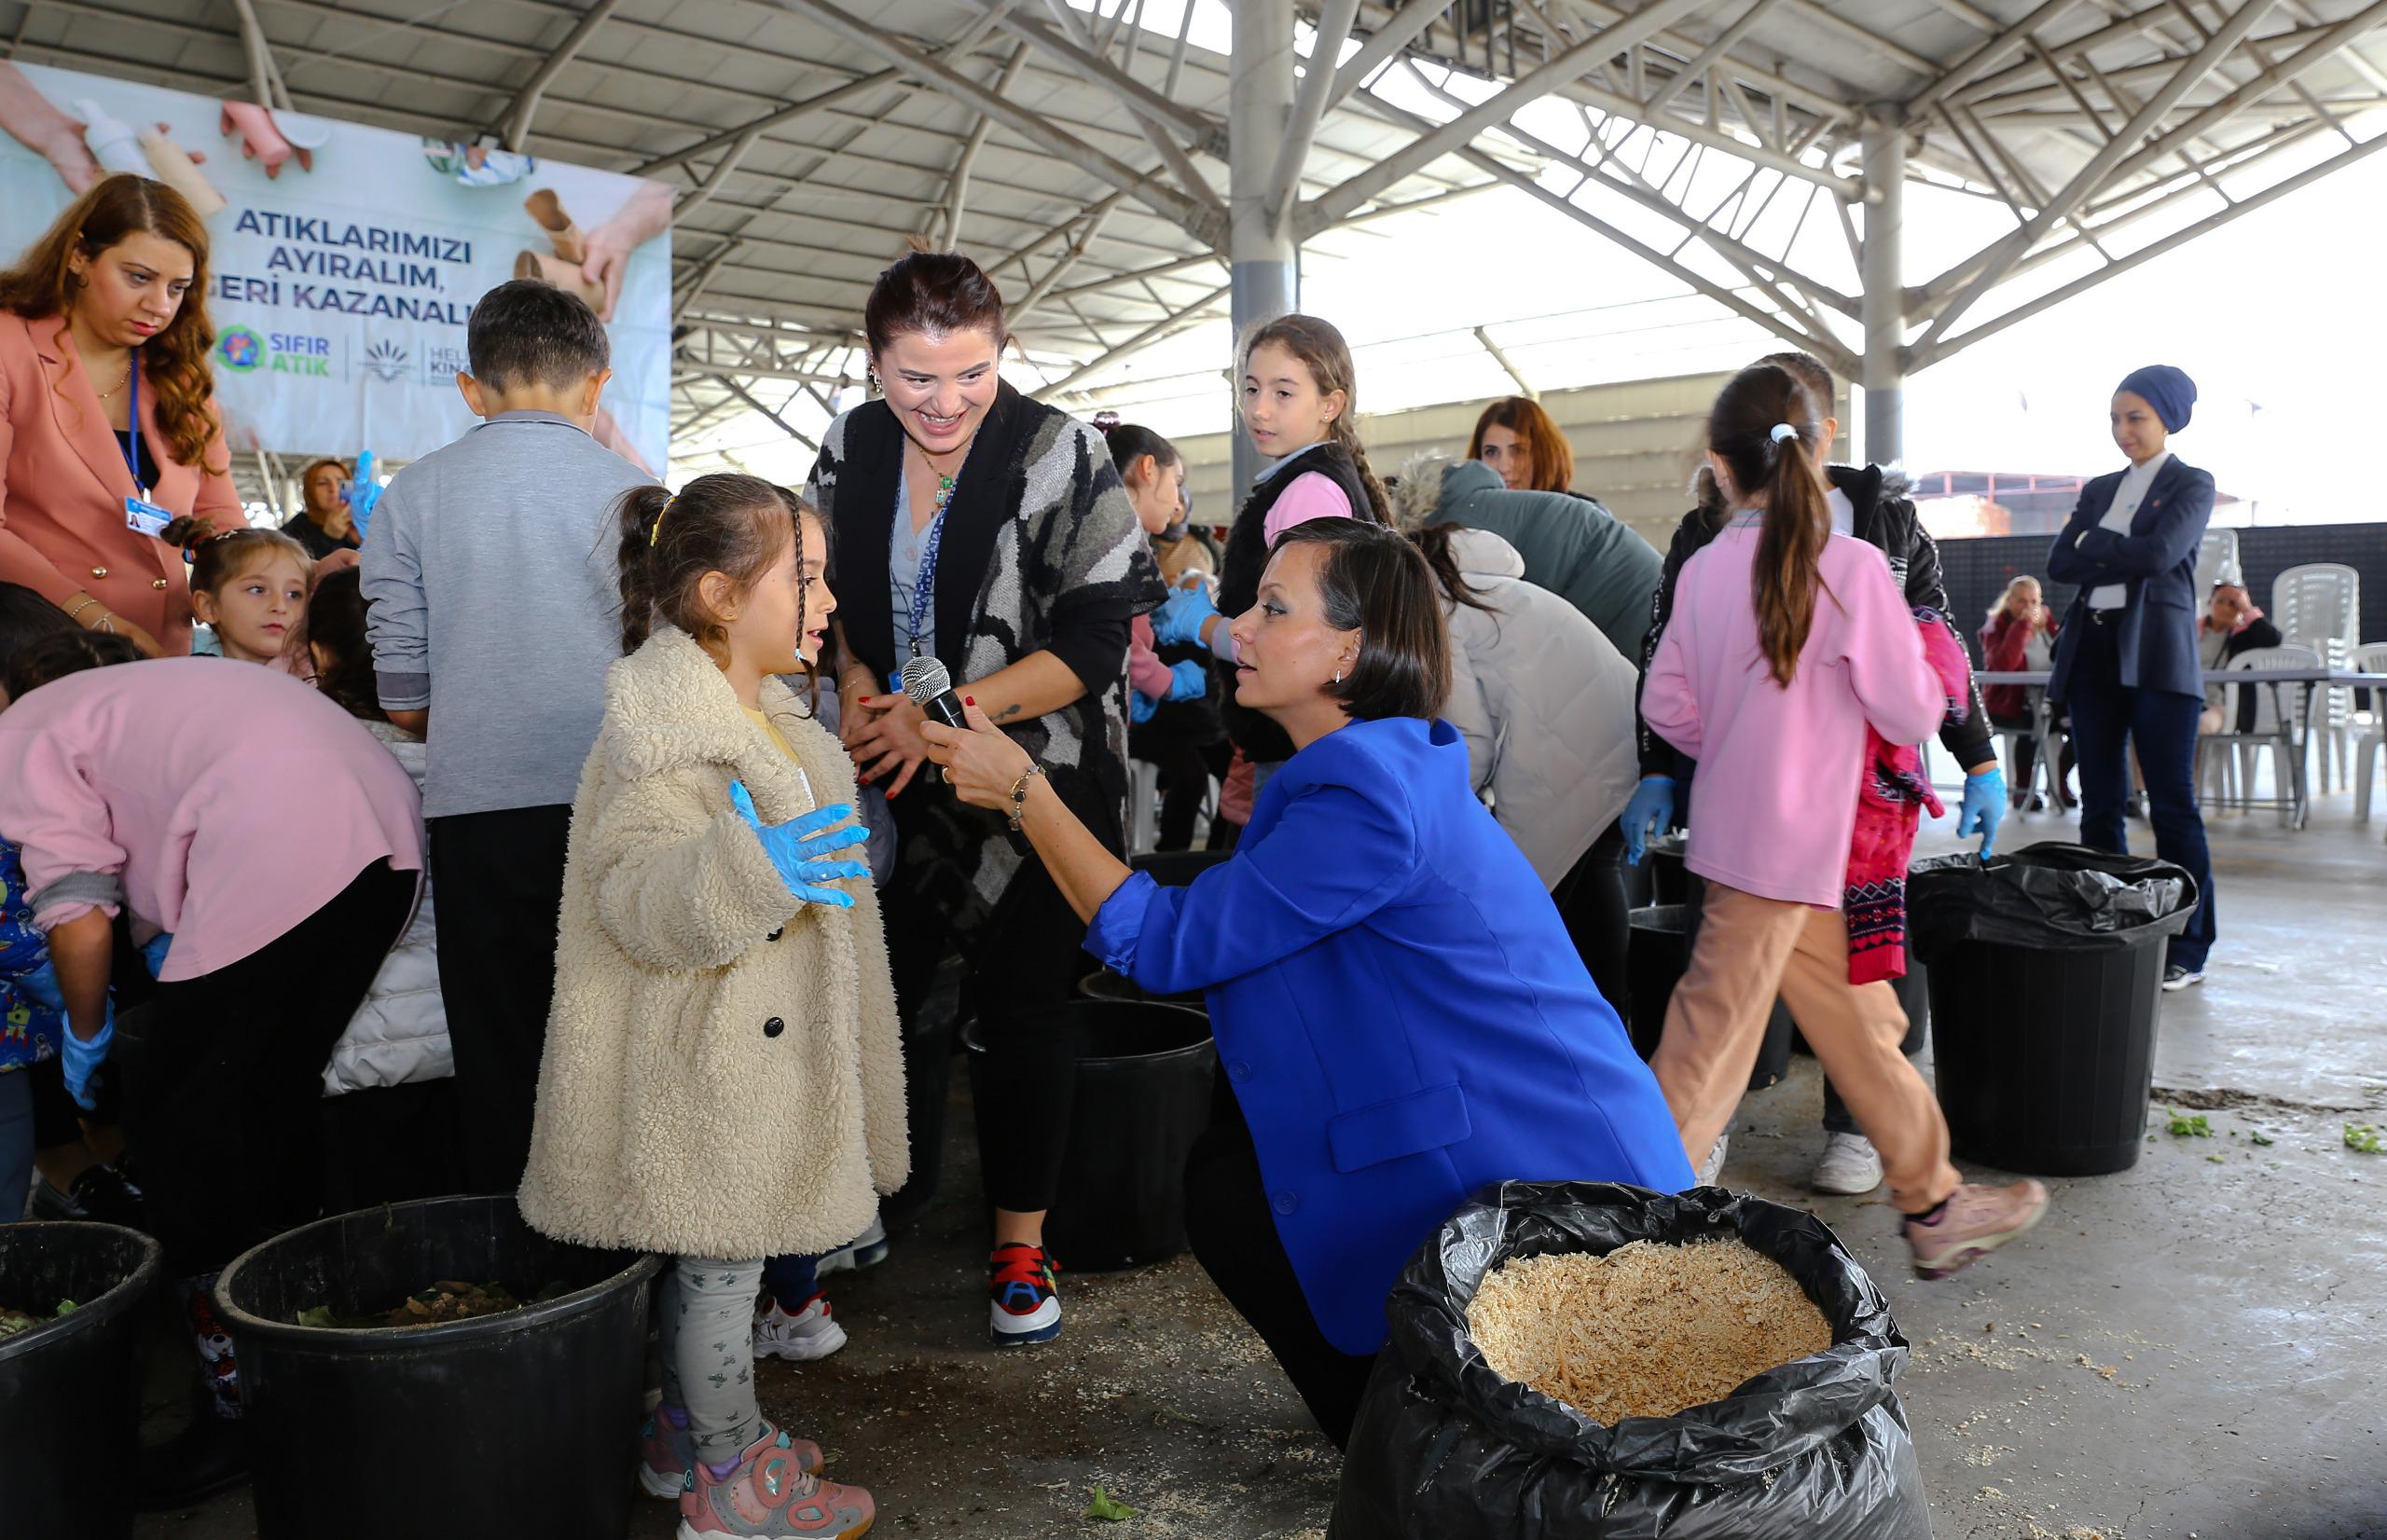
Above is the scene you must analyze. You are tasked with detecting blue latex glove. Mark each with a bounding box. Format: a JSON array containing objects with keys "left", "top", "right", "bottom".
[
  {"left": 1621, "top": 776, "right": 1677, "bottom": 865},
  {"left": 62, "top": 1003, "right": 114, "bottom": 1111},
  {"left": 726, "top": 781, "right": 870, "bottom": 907},
  {"left": 1152, "top": 584, "right": 1221, "bottom": 650},
  {"left": 346, "top": 449, "right": 384, "bottom": 541},
  {"left": 1952, "top": 766, "right": 2007, "bottom": 859},
  {"left": 1129, "top": 689, "right": 1159, "bottom": 725},
  {"left": 1164, "top": 659, "right": 1207, "bottom": 703},
  {"left": 140, "top": 932, "right": 172, "bottom": 980}
]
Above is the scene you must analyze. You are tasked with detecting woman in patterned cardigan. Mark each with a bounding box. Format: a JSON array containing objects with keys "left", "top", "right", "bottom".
[{"left": 807, "top": 249, "right": 1163, "bottom": 1349}]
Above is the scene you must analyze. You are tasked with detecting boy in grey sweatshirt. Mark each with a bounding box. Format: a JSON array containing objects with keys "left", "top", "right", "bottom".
[{"left": 361, "top": 279, "right": 653, "bottom": 1192}]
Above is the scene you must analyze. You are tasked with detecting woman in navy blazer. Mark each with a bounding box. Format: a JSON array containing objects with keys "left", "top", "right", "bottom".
[
  {"left": 2045, "top": 364, "right": 2216, "bottom": 987},
  {"left": 922, "top": 517, "right": 1689, "bottom": 1445}
]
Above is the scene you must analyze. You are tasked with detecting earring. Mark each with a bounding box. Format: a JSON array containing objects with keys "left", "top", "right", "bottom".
[{"left": 1331, "top": 669, "right": 1345, "bottom": 684}]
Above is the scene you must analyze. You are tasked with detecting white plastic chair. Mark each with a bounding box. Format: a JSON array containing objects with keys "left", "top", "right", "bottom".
[
  {"left": 2270, "top": 563, "right": 2358, "bottom": 791},
  {"left": 2193, "top": 528, "right": 2242, "bottom": 598},
  {"left": 1125, "top": 760, "right": 1162, "bottom": 856},
  {"left": 2353, "top": 641, "right": 2387, "bottom": 825},
  {"left": 2202, "top": 643, "right": 2320, "bottom": 826}
]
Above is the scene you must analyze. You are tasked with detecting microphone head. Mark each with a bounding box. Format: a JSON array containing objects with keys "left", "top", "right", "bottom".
[{"left": 899, "top": 655, "right": 952, "bottom": 708}]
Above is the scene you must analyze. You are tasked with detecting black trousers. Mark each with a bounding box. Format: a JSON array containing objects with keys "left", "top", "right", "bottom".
[
  {"left": 1182, "top": 1089, "right": 1379, "bottom": 1449},
  {"left": 428, "top": 804, "right": 573, "bottom": 1195},
  {"left": 118, "top": 859, "right": 417, "bottom": 1275},
  {"left": 1552, "top": 821, "right": 1631, "bottom": 1025},
  {"left": 879, "top": 855, "right": 1093, "bottom": 1216}
]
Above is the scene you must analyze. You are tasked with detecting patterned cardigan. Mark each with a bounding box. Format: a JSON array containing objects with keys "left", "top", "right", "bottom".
[{"left": 807, "top": 382, "right": 1164, "bottom": 941}]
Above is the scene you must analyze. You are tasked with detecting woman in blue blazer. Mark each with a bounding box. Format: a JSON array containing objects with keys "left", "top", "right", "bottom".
[
  {"left": 2045, "top": 364, "right": 2217, "bottom": 988},
  {"left": 922, "top": 517, "right": 1690, "bottom": 1446}
]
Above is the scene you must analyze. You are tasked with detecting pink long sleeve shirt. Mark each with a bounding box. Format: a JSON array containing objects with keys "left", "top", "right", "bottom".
[
  {"left": 1128, "top": 614, "right": 1174, "bottom": 699},
  {"left": 0, "top": 657, "right": 425, "bottom": 981},
  {"left": 1641, "top": 522, "right": 1945, "bottom": 908}
]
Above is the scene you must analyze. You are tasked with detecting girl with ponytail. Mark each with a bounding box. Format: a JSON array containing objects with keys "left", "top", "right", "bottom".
[
  {"left": 1151, "top": 312, "right": 1389, "bottom": 787},
  {"left": 521, "top": 472, "right": 898, "bottom": 1540},
  {"left": 1640, "top": 363, "right": 2050, "bottom": 1284}
]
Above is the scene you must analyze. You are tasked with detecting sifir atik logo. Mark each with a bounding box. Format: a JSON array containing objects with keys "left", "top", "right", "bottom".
[{"left": 363, "top": 337, "right": 410, "bottom": 383}]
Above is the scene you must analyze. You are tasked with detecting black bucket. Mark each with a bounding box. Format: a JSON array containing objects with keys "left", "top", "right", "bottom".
[
  {"left": 1644, "top": 835, "right": 1691, "bottom": 906},
  {"left": 0, "top": 1222, "right": 160, "bottom": 1540},
  {"left": 214, "top": 1196, "right": 661, "bottom": 1540},
  {"left": 881, "top": 956, "right": 967, "bottom": 1227},
  {"left": 1130, "top": 849, "right": 1231, "bottom": 887},
  {"left": 965, "top": 1000, "right": 1215, "bottom": 1271},
  {"left": 1078, "top": 968, "right": 1205, "bottom": 1010},
  {"left": 1626, "top": 904, "right": 1791, "bottom": 1090}
]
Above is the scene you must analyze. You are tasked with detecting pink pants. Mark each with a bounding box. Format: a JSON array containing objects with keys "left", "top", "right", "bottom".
[{"left": 1651, "top": 882, "right": 1960, "bottom": 1214}]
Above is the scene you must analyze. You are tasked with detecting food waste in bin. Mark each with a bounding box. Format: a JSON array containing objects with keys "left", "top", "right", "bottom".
[
  {"left": 1466, "top": 1238, "right": 1833, "bottom": 1423},
  {"left": 295, "top": 1278, "right": 568, "bottom": 1329},
  {"left": 0, "top": 1298, "right": 77, "bottom": 1337}
]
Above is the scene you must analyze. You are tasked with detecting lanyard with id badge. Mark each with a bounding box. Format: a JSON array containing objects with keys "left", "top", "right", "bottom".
[{"left": 115, "top": 354, "right": 177, "bottom": 549}]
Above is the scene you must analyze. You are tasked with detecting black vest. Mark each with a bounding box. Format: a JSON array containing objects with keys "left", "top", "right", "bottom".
[{"left": 1215, "top": 443, "right": 1374, "bottom": 766}]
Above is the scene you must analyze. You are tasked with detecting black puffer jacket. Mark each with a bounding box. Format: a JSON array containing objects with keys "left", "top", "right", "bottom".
[{"left": 1635, "top": 463, "right": 1995, "bottom": 779}]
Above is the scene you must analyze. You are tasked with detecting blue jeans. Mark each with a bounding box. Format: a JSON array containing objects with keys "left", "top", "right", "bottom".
[{"left": 2062, "top": 618, "right": 2215, "bottom": 970}]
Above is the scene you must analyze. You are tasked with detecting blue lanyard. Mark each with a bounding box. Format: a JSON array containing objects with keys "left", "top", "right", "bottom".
[
  {"left": 118, "top": 351, "right": 146, "bottom": 499},
  {"left": 906, "top": 505, "right": 945, "bottom": 661}
]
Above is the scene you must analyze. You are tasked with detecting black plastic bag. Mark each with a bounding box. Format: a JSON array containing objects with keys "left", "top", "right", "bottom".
[
  {"left": 1907, "top": 841, "right": 2198, "bottom": 962},
  {"left": 1331, "top": 1181, "right": 1929, "bottom": 1540}
]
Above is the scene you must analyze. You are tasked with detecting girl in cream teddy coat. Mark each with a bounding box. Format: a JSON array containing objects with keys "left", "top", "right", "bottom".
[{"left": 517, "top": 474, "right": 903, "bottom": 1540}]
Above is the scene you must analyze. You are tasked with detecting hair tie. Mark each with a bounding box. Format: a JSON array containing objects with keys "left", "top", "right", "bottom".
[
  {"left": 1769, "top": 422, "right": 1799, "bottom": 444},
  {"left": 648, "top": 494, "right": 676, "bottom": 547}
]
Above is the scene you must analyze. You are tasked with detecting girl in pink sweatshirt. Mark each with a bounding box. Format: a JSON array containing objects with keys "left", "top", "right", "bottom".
[
  {"left": 0, "top": 637, "right": 421, "bottom": 1489},
  {"left": 1642, "top": 363, "right": 2048, "bottom": 1283}
]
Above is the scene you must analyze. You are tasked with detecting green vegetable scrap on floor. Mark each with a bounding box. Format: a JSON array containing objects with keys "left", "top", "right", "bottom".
[
  {"left": 2250, "top": 1131, "right": 2275, "bottom": 1147},
  {"left": 2345, "top": 1124, "right": 2383, "bottom": 1154},
  {"left": 2166, "top": 1108, "right": 2212, "bottom": 1138},
  {"left": 1085, "top": 1485, "right": 1138, "bottom": 1521}
]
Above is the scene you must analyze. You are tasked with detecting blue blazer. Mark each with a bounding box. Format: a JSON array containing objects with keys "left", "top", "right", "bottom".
[
  {"left": 1088, "top": 715, "right": 1691, "bottom": 1355},
  {"left": 2045, "top": 456, "right": 2215, "bottom": 703}
]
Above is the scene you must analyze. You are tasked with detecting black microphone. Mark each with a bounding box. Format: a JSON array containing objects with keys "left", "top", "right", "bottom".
[
  {"left": 901, "top": 655, "right": 1030, "bottom": 856},
  {"left": 898, "top": 655, "right": 969, "bottom": 733}
]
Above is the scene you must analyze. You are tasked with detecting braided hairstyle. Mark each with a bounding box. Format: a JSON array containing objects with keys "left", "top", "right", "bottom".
[{"left": 1238, "top": 314, "right": 1390, "bottom": 525}]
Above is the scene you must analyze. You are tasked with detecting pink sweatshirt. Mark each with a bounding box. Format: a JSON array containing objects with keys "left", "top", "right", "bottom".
[
  {"left": 1642, "top": 524, "right": 1945, "bottom": 907},
  {"left": 1128, "top": 614, "right": 1173, "bottom": 699},
  {"left": 0, "top": 657, "right": 425, "bottom": 980}
]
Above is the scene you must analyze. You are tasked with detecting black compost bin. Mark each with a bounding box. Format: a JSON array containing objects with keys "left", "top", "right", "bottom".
[
  {"left": 1079, "top": 968, "right": 1206, "bottom": 1009},
  {"left": 0, "top": 1222, "right": 159, "bottom": 1540},
  {"left": 1626, "top": 904, "right": 1792, "bottom": 1090},
  {"left": 1131, "top": 848, "right": 1232, "bottom": 887},
  {"left": 881, "top": 955, "right": 967, "bottom": 1226},
  {"left": 214, "top": 1196, "right": 661, "bottom": 1540},
  {"left": 1643, "top": 835, "right": 1691, "bottom": 906},
  {"left": 1910, "top": 842, "right": 2198, "bottom": 1176},
  {"left": 966, "top": 1000, "right": 1215, "bottom": 1270}
]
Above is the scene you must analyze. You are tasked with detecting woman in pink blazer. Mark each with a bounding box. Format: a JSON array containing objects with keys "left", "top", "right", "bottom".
[{"left": 0, "top": 174, "right": 243, "bottom": 656}]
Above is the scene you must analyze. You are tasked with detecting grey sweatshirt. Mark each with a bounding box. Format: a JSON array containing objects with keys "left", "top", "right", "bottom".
[{"left": 362, "top": 410, "right": 652, "bottom": 818}]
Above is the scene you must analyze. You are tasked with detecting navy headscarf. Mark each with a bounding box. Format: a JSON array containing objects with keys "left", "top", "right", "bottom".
[{"left": 2117, "top": 364, "right": 2197, "bottom": 433}]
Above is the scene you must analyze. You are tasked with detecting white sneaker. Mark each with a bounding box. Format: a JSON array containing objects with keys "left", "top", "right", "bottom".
[
  {"left": 814, "top": 1218, "right": 889, "bottom": 1277},
  {"left": 752, "top": 1296, "right": 848, "bottom": 1362},
  {"left": 1696, "top": 1133, "right": 1730, "bottom": 1187},
  {"left": 1811, "top": 1132, "right": 1885, "bottom": 1195}
]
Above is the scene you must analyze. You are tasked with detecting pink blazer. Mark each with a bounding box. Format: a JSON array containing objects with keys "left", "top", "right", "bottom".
[{"left": 0, "top": 310, "right": 245, "bottom": 654}]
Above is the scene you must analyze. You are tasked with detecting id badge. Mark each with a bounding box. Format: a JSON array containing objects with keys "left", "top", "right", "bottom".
[{"left": 124, "top": 497, "right": 172, "bottom": 538}]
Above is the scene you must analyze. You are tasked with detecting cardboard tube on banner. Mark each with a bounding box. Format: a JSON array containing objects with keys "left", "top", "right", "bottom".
[{"left": 140, "top": 130, "right": 225, "bottom": 217}]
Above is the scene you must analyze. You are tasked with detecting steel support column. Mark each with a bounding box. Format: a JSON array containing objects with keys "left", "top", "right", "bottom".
[
  {"left": 1229, "top": 0, "right": 1298, "bottom": 497},
  {"left": 1859, "top": 106, "right": 1906, "bottom": 465}
]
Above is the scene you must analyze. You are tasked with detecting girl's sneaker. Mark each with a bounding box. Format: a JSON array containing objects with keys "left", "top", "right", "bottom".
[
  {"left": 988, "top": 1242, "right": 1062, "bottom": 1348},
  {"left": 1902, "top": 1180, "right": 2050, "bottom": 1280},
  {"left": 642, "top": 1412, "right": 821, "bottom": 1500},
  {"left": 679, "top": 1427, "right": 873, "bottom": 1540},
  {"left": 815, "top": 1219, "right": 889, "bottom": 1276},
  {"left": 753, "top": 1295, "right": 848, "bottom": 1362}
]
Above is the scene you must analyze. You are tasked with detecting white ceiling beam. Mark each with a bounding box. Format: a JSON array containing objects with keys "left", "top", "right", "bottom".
[
  {"left": 1304, "top": 0, "right": 1726, "bottom": 232},
  {"left": 1322, "top": 0, "right": 1459, "bottom": 115},
  {"left": 1031, "top": 282, "right": 1232, "bottom": 400},
  {"left": 501, "top": 0, "right": 625, "bottom": 151},
  {"left": 1911, "top": 0, "right": 2284, "bottom": 348},
  {"left": 991, "top": 4, "right": 1226, "bottom": 218},
  {"left": 1269, "top": 0, "right": 1365, "bottom": 222}
]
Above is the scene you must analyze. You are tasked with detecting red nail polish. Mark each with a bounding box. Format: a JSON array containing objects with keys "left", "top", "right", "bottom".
[{"left": 964, "top": 695, "right": 975, "bottom": 706}]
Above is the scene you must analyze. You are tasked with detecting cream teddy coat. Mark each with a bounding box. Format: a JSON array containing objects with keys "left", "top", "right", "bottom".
[{"left": 517, "top": 627, "right": 907, "bottom": 1260}]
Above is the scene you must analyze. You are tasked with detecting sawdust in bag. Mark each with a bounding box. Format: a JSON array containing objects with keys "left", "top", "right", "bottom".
[{"left": 1465, "top": 1237, "right": 1833, "bottom": 1422}]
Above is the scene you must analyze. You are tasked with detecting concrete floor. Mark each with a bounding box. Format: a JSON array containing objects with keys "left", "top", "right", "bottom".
[{"left": 135, "top": 794, "right": 2387, "bottom": 1540}]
